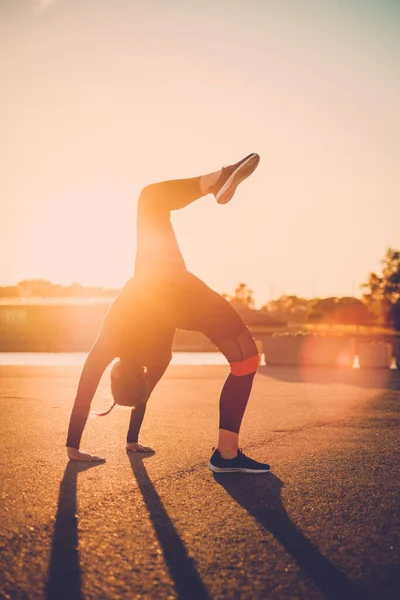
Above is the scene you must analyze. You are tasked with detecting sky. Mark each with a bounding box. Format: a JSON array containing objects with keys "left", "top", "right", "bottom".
[{"left": 1, "top": 0, "right": 399, "bottom": 307}]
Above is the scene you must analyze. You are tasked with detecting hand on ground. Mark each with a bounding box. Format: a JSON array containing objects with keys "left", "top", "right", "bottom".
[
  {"left": 126, "top": 442, "right": 155, "bottom": 453},
  {"left": 67, "top": 447, "right": 106, "bottom": 462}
]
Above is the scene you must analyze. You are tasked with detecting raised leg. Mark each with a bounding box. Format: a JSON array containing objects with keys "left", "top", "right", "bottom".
[
  {"left": 134, "top": 177, "right": 205, "bottom": 279},
  {"left": 127, "top": 154, "right": 261, "bottom": 454}
]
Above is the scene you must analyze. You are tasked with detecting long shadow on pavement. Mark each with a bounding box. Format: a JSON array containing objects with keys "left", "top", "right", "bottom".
[
  {"left": 214, "top": 472, "right": 375, "bottom": 600},
  {"left": 127, "top": 452, "right": 211, "bottom": 600},
  {"left": 45, "top": 461, "right": 101, "bottom": 600}
]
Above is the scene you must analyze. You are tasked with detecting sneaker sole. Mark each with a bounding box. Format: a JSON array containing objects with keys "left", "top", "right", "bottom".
[
  {"left": 207, "top": 462, "right": 270, "bottom": 473},
  {"left": 216, "top": 153, "right": 260, "bottom": 204}
]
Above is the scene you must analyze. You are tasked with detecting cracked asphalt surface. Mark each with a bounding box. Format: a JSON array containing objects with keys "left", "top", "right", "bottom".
[{"left": 1, "top": 364, "right": 399, "bottom": 599}]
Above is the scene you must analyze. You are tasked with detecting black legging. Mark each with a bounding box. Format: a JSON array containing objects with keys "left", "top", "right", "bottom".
[{"left": 66, "top": 176, "right": 259, "bottom": 449}]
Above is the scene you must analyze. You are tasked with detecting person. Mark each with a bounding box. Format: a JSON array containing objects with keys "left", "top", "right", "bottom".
[{"left": 66, "top": 153, "right": 270, "bottom": 473}]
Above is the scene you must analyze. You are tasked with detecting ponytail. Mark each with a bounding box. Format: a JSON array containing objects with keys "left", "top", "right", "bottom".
[{"left": 91, "top": 401, "right": 116, "bottom": 418}]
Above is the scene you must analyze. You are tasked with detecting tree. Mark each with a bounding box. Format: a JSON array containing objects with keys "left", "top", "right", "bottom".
[
  {"left": 307, "top": 297, "right": 370, "bottom": 327},
  {"left": 228, "top": 283, "right": 255, "bottom": 311},
  {"left": 362, "top": 248, "right": 400, "bottom": 328},
  {"left": 262, "top": 295, "right": 310, "bottom": 324},
  {"left": 308, "top": 297, "right": 338, "bottom": 325},
  {"left": 335, "top": 297, "right": 370, "bottom": 327},
  {"left": 393, "top": 299, "right": 400, "bottom": 331}
]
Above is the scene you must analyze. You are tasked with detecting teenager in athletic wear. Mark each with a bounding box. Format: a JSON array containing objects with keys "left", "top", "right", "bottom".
[{"left": 66, "top": 153, "right": 270, "bottom": 473}]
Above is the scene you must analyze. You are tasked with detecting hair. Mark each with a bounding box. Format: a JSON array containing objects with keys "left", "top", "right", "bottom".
[{"left": 94, "top": 360, "right": 148, "bottom": 417}]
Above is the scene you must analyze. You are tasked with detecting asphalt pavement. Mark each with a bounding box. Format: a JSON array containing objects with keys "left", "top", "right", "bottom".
[{"left": 1, "top": 363, "right": 399, "bottom": 599}]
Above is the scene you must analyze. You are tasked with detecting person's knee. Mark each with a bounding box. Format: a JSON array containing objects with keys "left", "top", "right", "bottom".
[
  {"left": 218, "top": 327, "right": 259, "bottom": 372},
  {"left": 229, "top": 352, "right": 260, "bottom": 376},
  {"left": 229, "top": 329, "right": 259, "bottom": 375},
  {"left": 138, "top": 183, "right": 160, "bottom": 208},
  {"left": 236, "top": 328, "right": 259, "bottom": 359}
]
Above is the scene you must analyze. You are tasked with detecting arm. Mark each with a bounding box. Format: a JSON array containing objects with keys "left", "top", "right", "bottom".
[
  {"left": 66, "top": 342, "right": 115, "bottom": 458},
  {"left": 126, "top": 402, "right": 148, "bottom": 446},
  {"left": 126, "top": 355, "right": 173, "bottom": 450}
]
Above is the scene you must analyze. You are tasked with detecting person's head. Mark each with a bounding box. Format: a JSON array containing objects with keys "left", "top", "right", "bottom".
[{"left": 110, "top": 360, "right": 148, "bottom": 408}]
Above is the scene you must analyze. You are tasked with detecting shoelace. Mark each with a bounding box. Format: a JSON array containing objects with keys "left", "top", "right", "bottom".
[
  {"left": 212, "top": 447, "right": 247, "bottom": 461},
  {"left": 237, "top": 449, "right": 245, "bottom": 463}
]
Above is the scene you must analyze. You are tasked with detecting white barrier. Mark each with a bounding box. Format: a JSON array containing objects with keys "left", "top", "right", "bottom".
[
  {"left": 261, "top": 336, "right": 356, "bottom": 367},
  {"left": 358, "top": 342, "right": 393, "bottom": 369}
]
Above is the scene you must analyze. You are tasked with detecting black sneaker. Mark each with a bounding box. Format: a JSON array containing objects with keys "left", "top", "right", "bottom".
[
  {"left": 210, "top": 153, "right": 260, "bottom": 204},
  {"left": 208, "top": 448, "right": 270, "bottom": 473}
]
